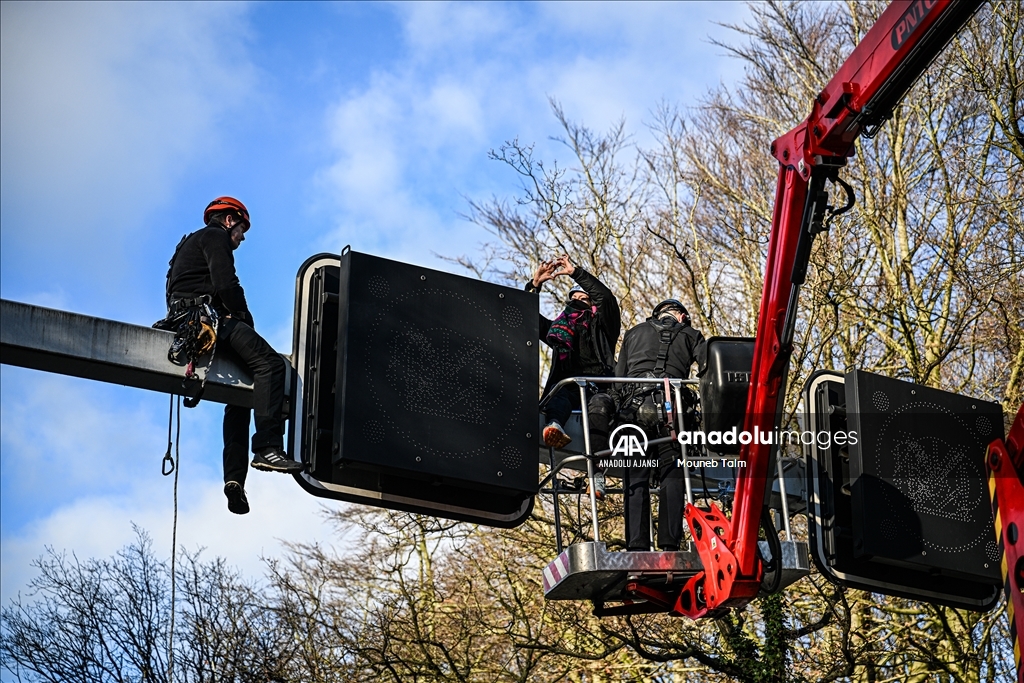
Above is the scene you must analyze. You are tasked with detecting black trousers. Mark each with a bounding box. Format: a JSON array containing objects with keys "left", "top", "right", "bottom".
[
  {"left": 218, "top": 317, "right": 286, "bottom": 486},
  {"left": 589, "top": 395, "right": 687, "bottom": 551},
  {"left": 623, "top": 447, "right": 686, "bottom": 551},
  {"left": 544, "top": 383, "right": 609, "bottom": 437}
]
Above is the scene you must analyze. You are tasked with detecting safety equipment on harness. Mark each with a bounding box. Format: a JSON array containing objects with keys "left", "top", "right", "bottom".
[
  {"left": 164, "top": 296, "right": 219, "bottom": 408},
  {"left": 631, "top": 393, "right": 664, "bottom": 429},
  {"left": 619, "top": 319, "right": 686, "bottom": 431},
  {"left": 663, "top": 377, "right": 677, "bottom": 440},
  {"left": 167, "top": 310, "right": 216, "bottom": 364},
  {"left": 204, "top": 196, "right": 250, "bottom": 228},
  {"left": 652, "top": 323, "right": 683, "bottom": 377},
  {"left": 650, "top": 322, "right": 687, "bottom": 437}
]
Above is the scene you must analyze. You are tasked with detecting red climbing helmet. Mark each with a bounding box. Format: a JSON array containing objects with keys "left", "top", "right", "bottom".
[{"left": 203, "top": 196, "right": 250, "bottom": 228}]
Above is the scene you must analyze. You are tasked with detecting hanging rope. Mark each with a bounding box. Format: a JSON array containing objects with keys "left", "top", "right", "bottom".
[{"left": 163, "top": 394, "right": 181, "bottom": 683}]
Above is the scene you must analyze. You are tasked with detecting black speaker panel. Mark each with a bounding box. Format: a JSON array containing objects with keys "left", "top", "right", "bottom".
[
  {"left": 334, "top": 250, "right": 539, "bottom": 497},
  {"left": 699, "top": 337, "right": 755, "bottom": 455},
  {"left": 846, "top": 370, "right": 1002, "bottom": 583},
  {"left": 803, "top": 369, "right": 1001, "bottom": 611}
]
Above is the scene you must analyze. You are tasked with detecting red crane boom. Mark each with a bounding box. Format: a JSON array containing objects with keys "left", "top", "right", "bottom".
[{"left": 677, "top": 0, "right": 1007, "bottom": 617}]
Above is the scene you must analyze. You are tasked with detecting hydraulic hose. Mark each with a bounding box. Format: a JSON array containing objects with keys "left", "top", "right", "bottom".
[{"left": 759, "top": 508, "right": 784, "bottom": 594}]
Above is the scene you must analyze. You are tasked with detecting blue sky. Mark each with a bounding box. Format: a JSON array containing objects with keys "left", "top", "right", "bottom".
[{"left": 0, "top": 1, "right": 752, "bottom": 602}]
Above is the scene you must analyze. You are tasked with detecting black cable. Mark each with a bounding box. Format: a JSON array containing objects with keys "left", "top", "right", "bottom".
[
  {"left": 759, "top": 508, "right": 784, "bottom": 594},
  {"left": 823, "top": 176, "right": 856, "bottom": 232},
  {"left": 700, "top": 465, "right": 709, "bottom": 507},
  {"left": 833, "top": 176, "right": 856, "bottom": 216}
]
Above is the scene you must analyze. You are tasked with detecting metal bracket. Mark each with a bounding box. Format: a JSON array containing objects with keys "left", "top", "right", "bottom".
[{"left": 679, "top": 501, "right": 762, "bottom": 618}]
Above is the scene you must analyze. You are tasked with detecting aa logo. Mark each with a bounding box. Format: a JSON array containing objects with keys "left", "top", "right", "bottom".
[{"left": 609, "top": 424, "right": 648, "bottom": 458}]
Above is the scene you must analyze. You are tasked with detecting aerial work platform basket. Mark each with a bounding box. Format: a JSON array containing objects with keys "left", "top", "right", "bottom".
[
  {"left": 543, "top": 540, "right": 809, "bottom": 616},
  {"left": 535, "top": 371, "right": 811, "bottom": 617}
]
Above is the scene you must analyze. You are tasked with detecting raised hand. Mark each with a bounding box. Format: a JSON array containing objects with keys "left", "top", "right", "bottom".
[
  {"left": 551, "top": 254, "right": 575, "bottom": 278},
  {"left": 532, "top": 260, "right": 558, "bottom": 287}
]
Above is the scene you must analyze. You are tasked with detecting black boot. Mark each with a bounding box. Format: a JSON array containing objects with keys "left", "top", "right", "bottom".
[{"left": 224, "top": 481, "right": 250, "bottom": 515}]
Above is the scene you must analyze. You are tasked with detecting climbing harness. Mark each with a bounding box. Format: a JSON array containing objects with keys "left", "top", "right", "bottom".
[
  {"left": 154, "top": 232, "right": 220, "bottom": 407},
  {"left": 652, "top": 324, "right": 683, "bottom": 378},
  {"left": 166, "top": 299, "right": 219, "bottom": 408},
  {"left": 618, "top": 321, "right": 685, "bottom": 430},
  {"left": 663, "top": 377, "right": 677, "bottom": 441}
]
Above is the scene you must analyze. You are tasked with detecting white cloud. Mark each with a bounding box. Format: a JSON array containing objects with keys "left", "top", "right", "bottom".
[
  {"left": 317, "top": 75, "right": 472, "bottom": 265},
  {"left": 0, "top": 468, "right": 339, "bottom": 603},
  {"left": 0, "top": 371, "right": 340, "bottom": 602},
  {"left": 422, "top": 81, "right": 486, "bottom": 145},
  {"left": 399, "top": 2, "right": 519, "bottom": 55},
  {"left": 0, "top": 1, "right": 257, "bottom": 293},
  {"left": 0, "top": 372, "right": 181, "bottom": 499},
  {"left": 325, "top": 83, "right": 404, "bottom": 198},
  {"left": 525, "top": 2, "right": 753, "bottom": 139},
  {"left": 316, "top": 2, "right": 752, "bottom": 270}
]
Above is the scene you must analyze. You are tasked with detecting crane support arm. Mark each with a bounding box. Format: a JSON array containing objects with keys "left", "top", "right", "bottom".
[
  {"left": 771, "top": 0, "right": 986, "bottom": 177},
  {"left": 986, "top": 405, "right": 1024, "bottom": 680},
  {"left": 679, "top": 0, "right": 986, "bottom": 617}
]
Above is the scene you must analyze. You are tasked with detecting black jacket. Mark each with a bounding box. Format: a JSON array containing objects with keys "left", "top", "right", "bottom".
[
  {"left": 167, "top": 224, "right": 252, "bottom": 325},
  {"left": 614, "top": 316, "right": 706, "bottom": 383},
  {"left": 526, "top": 266, "right": 621, "bottom": 395}
]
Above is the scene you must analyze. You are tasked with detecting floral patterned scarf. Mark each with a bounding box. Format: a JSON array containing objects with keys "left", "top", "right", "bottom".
[{"left": 546, "top": 301, "right": 597, "bottom": 363}]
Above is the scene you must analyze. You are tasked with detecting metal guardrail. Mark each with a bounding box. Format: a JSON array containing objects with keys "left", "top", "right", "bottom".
[
  {"left": 538, "top": 376, "right": 702, "bottom": 549},
  {"left": 538, "top": 375, "right": 800, "bottom": 553}
]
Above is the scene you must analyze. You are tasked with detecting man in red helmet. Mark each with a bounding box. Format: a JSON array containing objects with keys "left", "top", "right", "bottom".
[{"left": 164, "top": 196, "right": 303, "bottom": 515}]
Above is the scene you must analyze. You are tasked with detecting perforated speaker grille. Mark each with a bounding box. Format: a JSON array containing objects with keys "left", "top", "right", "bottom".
[
  {"left": 334, "top": 251, "right": 539, "bottom": 495},
  {"left": 846, "top": 371, "right": 1002, "bottom": 583}
]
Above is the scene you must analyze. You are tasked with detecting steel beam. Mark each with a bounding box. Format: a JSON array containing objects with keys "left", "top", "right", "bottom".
[{"left": 0, "top": 299, "right": 289, "bottom": 408}]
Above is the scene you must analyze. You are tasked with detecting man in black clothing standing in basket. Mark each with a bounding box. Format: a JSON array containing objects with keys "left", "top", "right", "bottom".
[
  {"left": 589, "top": 299, "right": 705, "bottom": 551},
  {"left": 164, "top": 196, "right": 303, "bottom": 515}
]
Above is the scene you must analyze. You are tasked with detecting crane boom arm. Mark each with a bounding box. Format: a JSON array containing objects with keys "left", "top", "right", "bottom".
[{"left": 680, "top": 0, "right": 986, "bottom": 616}]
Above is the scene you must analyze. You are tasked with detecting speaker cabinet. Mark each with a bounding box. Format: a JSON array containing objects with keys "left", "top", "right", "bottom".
[
  {"left": 699, "top": 337, "right": 754, "bottom": 455},
  {"left": 803, "top": 369, "right": 1002, "bottom": 610},
  {"left": 846, "top": 370, "right": 1001, "bottom": 582},
  {"left": 291, "top": 251, "right": 539, "bottom": 526}
]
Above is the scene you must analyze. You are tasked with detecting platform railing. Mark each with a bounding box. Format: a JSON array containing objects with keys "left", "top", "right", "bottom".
[{"left": 538, "top": 376, "right": 700, "bottom": 552}]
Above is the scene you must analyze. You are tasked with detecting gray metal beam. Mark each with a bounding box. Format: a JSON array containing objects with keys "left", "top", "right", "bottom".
[{"left": 0, "top": 299, "right": 290, "bottom": 408}]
